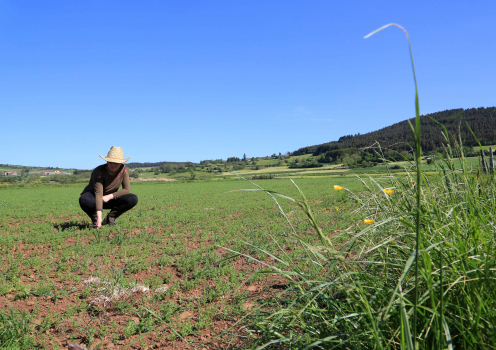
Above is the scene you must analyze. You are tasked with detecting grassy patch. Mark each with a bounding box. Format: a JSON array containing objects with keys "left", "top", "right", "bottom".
[{"left": 0, "top": 176, "right": 361, "bottom": 348}]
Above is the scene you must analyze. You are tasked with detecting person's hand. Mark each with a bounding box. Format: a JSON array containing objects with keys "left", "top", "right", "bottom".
[
  {"left": 102, "top": 194, "right": 114, "bottom": 203},
  {"left": 96, "top": 211, "right": 103, "bottom": 229}
]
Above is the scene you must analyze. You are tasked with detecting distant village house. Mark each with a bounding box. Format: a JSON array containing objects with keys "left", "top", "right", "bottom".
[
  {"left": 4, "top": 172, "right": 17, "bottom": 176},
  {"left": 44, "top": 170, "right": 71, "bottom": 175}
]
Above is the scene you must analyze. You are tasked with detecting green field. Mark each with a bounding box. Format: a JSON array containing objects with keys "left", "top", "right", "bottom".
[
  {"left": 480, "top": 144, "right": 496, "bottom": 151},
  {"left": 2, "top": 150, "right": 495, "bottom": 349},
  {"left": 3, "top": 152, "right": 475, "bottom": 185},
  {"left": 129, "top": 155, "right": 485, "bottom": 182},
  {"left": 0, "top": 167, "right": 23, "bottom": 173},
  {"left": 0, "top": 177, "right": 363, "bottom": 349}
]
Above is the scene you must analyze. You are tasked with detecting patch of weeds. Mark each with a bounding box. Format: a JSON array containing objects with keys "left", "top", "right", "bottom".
[
  {"left": 91, "top": 227, "right": 129, "bottom": 246},
  {"left": 123, "top": 319, "right": 137, "bottom": 339},
  {"left": 49, "top": 290, "right": 65, "bottom": 303},
  {"left": 64, "top": 304, "right": 80, "bottom": 318},
  {"left": 38, "top": 315, "right": 53, "bottom": 333},
  {"left": 227, "top": 292, "right": 245, "bottom": 315},
  {"left": 108, "top": 229, "right": 129, "bottom": 246},
  {"left": 181, "top": 278, "right": 197, "bottom": 292},
  {"left": 59, "top": 272, "right": 72, "bottom": 282},
  {"left": 196, "top": 305, "right": 216, "bottom": 330},
  {"left": 123, "top": 260, "right": 147, "bottom": 275},
  {"left": 96, "top": 323, "right": 111, "bottom": 338},
  {"left": 134, "top": 310, "right": 156, "bottom": 335},
  {"left": 158, "top": 301, "right": 181, "bottom": 323},
  {"left": 0, "top": 281, "right": 14, "bottom": 296},
  {"left": 142, "top": 230, "right": 160, "bottom": 243},
  {"left": 169, "top": 314, "right": 197, "bottom": 339},
  {"left": 76, "top": 323, "right": 96, "bottom": 348},
  {"left": 176, "top": 250, "right": 204, "bottom": 274},
  {"left": 161, "top": 270, "right": 174, "bottom": 284},
  {"left": 0, "top": 308, "right": 35, "bottom": 348},
  {"left": 86, "top": 304, "right": 104, "bottom": 317},
  {"left": 156, "top": 254, "right": 173, "bottom": 266},
  {"left": 144, "top": 275, "right": 162, "bottom": 291},
  {"left": 179, "top": 316, "right": 194, "bottom": 337},
  {"left": 14, "top": 284, "right": 31, "bottom": 300},
  {"left": 153, "top": 289, "right": 170, "bottom": 301},
  {"left": 80, "top": 287, "right": 91, "bottom": 299},
  {"left": 114, "top": 301, "right": 133, "bottom": 315},
  {"left": 31, "top": 280, "right": 54, "bottom": 297},
  {"left": 201, "top": 285, "right": 219, "bottom": 304},
  {"left": 5, "top": 263, "right": 22, "bottom": 281}
]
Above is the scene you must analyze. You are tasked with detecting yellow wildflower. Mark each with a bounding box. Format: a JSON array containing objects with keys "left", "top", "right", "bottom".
[
  {"left": 363, "top": 219, "right": 374, "bottom": 225},
  {"left": 334, "top": 185, "right": 344, "bottom": 191},
  {"left": 384, "top": 188, "right": 394, "bottom": 195}
]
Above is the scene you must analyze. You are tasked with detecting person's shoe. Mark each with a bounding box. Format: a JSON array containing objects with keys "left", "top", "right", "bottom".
[
  {"left": 102, "top": 215, "right": 114, "bottom": 226},
  {"left": 90, "top": 213, "right": 98, "bottom": 229},
  {"left": 102, "top": 210, "right": 121, "bottom": 226}
]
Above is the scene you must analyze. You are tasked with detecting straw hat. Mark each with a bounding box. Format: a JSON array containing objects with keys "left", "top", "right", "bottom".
[{"left": 99, "top": 146, "right": 131, "bottom": 163}]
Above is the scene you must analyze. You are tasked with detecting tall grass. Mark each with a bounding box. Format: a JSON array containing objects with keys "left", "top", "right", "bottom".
[
  {"left": 0, "top": 308, "right": 34, "bottom": 349},
  {"left": 236, "top": 25, "right": 496, "bottom": 349}
]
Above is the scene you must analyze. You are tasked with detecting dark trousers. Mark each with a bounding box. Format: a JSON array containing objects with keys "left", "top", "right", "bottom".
[{"left": 79, "top": 192, "right": 138, "bottom": 218}]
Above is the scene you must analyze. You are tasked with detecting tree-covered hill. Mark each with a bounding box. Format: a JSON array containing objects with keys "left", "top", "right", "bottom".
[
  {"left": 292, "top": 107, "right": 496, "bottom": 156},
  {"left": 126, "top": 161, "right": 193, "bottom": 169}
]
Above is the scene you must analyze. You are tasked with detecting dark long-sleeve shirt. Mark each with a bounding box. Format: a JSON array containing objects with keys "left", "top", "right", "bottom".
[{"left": 81, "top": 164, "right": 130, "bottom": 211}]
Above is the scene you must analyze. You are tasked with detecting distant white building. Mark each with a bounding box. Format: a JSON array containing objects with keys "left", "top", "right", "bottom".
[
  {"left": 4, "top": 172, "right": 17, "bottom": 176},
  {"left": 44, "top": 170, "right": 71, "bottom": 175}
]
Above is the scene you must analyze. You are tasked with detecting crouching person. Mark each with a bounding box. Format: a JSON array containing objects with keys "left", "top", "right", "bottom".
[{"left": 79, "top": 146, "right": 138, "bottom": 229}]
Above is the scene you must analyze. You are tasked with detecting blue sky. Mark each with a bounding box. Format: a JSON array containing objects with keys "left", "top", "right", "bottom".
[{"left": 1, "top": 1, "right": 495, "bottom": 169}]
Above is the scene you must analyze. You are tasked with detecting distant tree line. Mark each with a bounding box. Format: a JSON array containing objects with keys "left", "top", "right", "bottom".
[
  {"left": 126, "top": 161, "right": 193, "bottom": 169},
  {"left": 0, "top": 169, "right": 91, "bottom": 185},
  {"left": 292, "top": 107, "right": 496, "bottom": 156}
]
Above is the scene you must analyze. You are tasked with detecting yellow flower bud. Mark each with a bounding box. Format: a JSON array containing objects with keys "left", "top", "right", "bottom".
[
  {"left": 334, "top": 185, "right": 344, "bottom": 191},
  {"left": 363, "top": 219, "right": 374, "bottom": 225}
]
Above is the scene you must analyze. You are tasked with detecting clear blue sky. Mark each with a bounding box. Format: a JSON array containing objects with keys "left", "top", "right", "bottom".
[{"left": 1, "top": 1, "right": 495, "bottom": 169}]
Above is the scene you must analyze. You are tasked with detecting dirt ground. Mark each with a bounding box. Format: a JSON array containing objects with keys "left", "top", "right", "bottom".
[{"left": 1, "top": 222, "right": 288, "bottom": 350}]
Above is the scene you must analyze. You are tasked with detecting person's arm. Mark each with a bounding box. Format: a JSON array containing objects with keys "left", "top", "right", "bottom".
[
  {"left": 96, "top": 210, "right": 103, "bottom": 229},
  {"left": 102, "top": 194, "right": 114, "bottom": 202},
  {"left": 94, "top": 181, "right": 104, "bottom": 210},
  {"left": 112, "top": 170, "right": 131, "bottom": 199}
]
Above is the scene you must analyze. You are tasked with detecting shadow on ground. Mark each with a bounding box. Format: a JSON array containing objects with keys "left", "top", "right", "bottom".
[{"left": 53, "top": 221, "right": 89, "bottom": 231}]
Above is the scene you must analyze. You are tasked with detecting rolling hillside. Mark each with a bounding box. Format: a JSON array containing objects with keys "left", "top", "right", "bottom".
[{"left": 292, "top": 107, "right": 496, "bottom": 156}]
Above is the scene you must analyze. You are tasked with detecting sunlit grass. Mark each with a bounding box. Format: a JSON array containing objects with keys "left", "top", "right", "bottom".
[
  {"left": 0, "top": 176, "right": 364, "bottom": 348},
  {"left": 231, "top": 24, "right": 496, "bottom": 349}
]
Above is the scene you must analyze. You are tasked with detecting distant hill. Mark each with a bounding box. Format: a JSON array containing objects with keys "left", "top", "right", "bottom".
[
  {"left": 292, "top": 107, "right": 496, "bottom": 156},
  {"left": 126, "top": 161, "right": 193, "bottom": 169}
]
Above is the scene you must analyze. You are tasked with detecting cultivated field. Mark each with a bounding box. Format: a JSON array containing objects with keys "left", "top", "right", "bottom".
[
  {"left": 2, "top": 149, "right": 495, "bottom": 349},
  {"left": 0, "top": 177, "right": 361, "bottom": 349}
]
